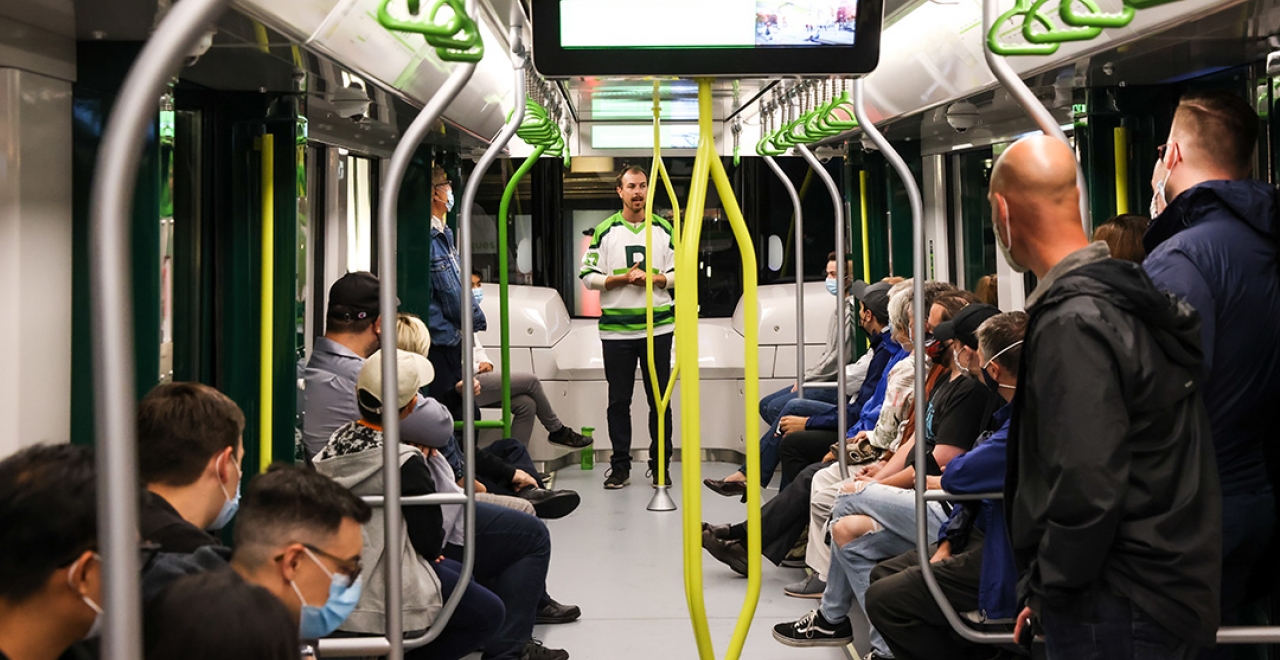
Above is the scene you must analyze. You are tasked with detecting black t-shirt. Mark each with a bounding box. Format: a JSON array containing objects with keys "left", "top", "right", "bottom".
[
  {"left": 906, "top": 375, "right": 996, "bottom": 474},
  {"left": 140, "top": 491, "right": 221, "bottom": 553}
]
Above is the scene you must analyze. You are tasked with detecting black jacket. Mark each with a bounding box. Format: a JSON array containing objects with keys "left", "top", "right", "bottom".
[{"left": 1006, "top": 253, "right": 1222, "bottom": 645}]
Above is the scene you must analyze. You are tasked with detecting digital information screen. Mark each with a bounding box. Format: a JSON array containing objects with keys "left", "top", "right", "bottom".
[
  {"left": 532, "top": 0, "right": 881, "bottom": 77},
  {"left": 559, "top": 0, "right": 857, "bottom": 49}
]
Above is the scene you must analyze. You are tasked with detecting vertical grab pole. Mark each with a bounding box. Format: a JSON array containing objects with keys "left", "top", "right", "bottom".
[
  {"left": 855, "top": 78, "right": 1014, "bottom": 645},
  {"left": 89, "top": 0, "right": 232, "bottom": 657},
  {"left": 795, "top": 139, "right": 848, "bottom": 480},
  {"left": 982, "top": 0, "right": 1091, "bottom": 232},
  {"left": 376, "top": 4, "right": 482, "bottom": 654},
  {"left": 259, "top": 133, "right": 275, "bottom": 471},
  {"left": 496, "top": 135, "right": 541, "bottom": 439},
  {"left": 646, "top": 79, "right": 681, "bottom": 510},
  {"left": 763, "top": 156, "right": 805, "bottom": 397}
]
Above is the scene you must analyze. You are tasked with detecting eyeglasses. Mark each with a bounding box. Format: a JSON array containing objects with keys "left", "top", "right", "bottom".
[
  {"left": 433, "top": 181, "right": 452, "bottom": 189},
  {"left": 276, "top": 543, "right": 363, "bottom": 580},
  {"left": 1156, "top": 143, "right": 1171, "bottom": 160},
  {"left": 62, "top": 541, "right": 163, "bottom": 573}
]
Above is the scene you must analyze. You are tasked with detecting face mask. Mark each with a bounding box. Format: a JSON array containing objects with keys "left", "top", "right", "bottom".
[
  {"left": 210, "top": 453, "right": 241, "bottom": 531},
  {"left": 292, "top": 547, "right": 363, "bottom": 639},
  {"left": 825, "top": 278, "right": 839, "bottom": 297},
  {"left": 444, "top": 188, "right": 455, "bottom": 213},
  {"left": 68, "top": 554, "right": 104, "bottom": 640},
  {"left": 1150, "top": 163, "right": 1173, "bottom": 218},
  {"left": 980, "top": 340, "right": 1023, "bottom": 395},
  {"left": 925, "top": 337, "right": 945, "bottom": 362},
  {"left": 994, "top": 200, "right": 1028, "bottom": 274},
  {"left": 472, "top": 288, "right": 484, "bottom": 304},
  {"left": 953, "top": 349, "right": 972, "bottom": 376}
]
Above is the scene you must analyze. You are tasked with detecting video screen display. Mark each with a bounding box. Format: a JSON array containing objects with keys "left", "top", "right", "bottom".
[{"left": 559, "top": 0, "right": 857, "bottom": 49}]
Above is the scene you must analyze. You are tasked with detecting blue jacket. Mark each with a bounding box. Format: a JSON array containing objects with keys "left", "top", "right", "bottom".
[
  {"left": 806, "top": 332, "right": 904, "bottom": 433},
  {"left": 1144, "top": 180, "right": 1280, "bottom": 496},
  {"left": 428, "top": 222, "right": 487, "bottom": 347},
  {"left": 939, "top": 404, "right": 1015, "bottom": 620}
]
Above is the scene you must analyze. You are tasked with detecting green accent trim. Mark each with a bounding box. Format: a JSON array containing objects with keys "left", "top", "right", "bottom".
[
  {"left": 498, "top": 149, "right": 544, "bottom": 437},
  {"left": 602, "top": 305, "right": 674, "bottom": 315},
  {"left": 588, "top": 214, "right": 626, "bottom": 248},
  {"left": 599, "top": 308, "right": 675, "bottom": 326},
  {"left": 599, "top": 320, "right": 674, "bottom": 332}
]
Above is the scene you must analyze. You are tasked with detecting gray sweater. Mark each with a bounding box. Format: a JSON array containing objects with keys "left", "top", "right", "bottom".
[{"left": 804, "top": 300, "right": 857, "bottom": 382}]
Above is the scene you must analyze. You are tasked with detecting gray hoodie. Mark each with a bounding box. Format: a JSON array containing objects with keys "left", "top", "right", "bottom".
[{"left": 313, "top": 441, "right": 443, "bottom": 634}]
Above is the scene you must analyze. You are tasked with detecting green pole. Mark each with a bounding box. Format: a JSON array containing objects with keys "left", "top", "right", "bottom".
[{"left": 496, "top": 146, "right": 546, "bottom": 437}]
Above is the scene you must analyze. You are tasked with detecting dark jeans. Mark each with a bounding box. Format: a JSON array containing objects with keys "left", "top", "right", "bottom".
[
  {"left": 443, "top": 502, "right": 550, "bottom": 660},
  {"left": 866, "top": 532, "right": 989, "bottom": 660},
  {"left": 756, "top": 461, "right": 828, "bottom": 564},
  {"left": 428, "top": 342, "right": 465, "bottom": 417},
  {"left": 779, "top": 430, "right": 839, "bottom": 487},
  {"left": 739, "top": 397, "right": 835, "bottom": 489},
  {"left": 759, "top": 385, "right": 841, "bottom": 426},
  {"left": 478, "top": 438, "right": 544, "bottom": 495},
  {"left": 1203, "top": 489, "right": 1274, "bottom": 660},
  {"left": 602, "top": 334, "right": 673, "bottom": 473},
  {"left": 406, "top": 558, "right": 505, "bottom": 660},
  {"left": 1041, "top": 585, "right": 1200, "bottom": 660}
]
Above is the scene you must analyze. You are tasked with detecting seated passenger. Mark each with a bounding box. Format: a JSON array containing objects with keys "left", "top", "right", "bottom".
[
  {"left": 144, "top": 570, "right": 298, "bottom": 660},
  {"left": 399, "top": 313, "right": 580, "bottom": 520},
  {"left": 137, "top": 381, "right": 246, "bottom": 552},
  {"left": 772, "top": 289, "right": 997, "bottom": 655},
  {"left": 469, "top": 271, "right": 591, "bottom": 450},
  {"left": 0, "top": 445, "right": 102, "bottom": 660},
  {"left": 866, "top": 310, "right": 1026, "bottom": 660},
  {"left": 704, "top": 277, "right": 895, "bottom": 496},
  {"left": 314, "top": 349, "right": 571, "bottom": 660}
]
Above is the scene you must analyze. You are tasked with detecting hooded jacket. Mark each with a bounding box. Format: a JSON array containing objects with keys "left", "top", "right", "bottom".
[
  {"left": 1144, "top": 179, "right": 1280, "bottom": 496},
  {"left": 1006, "top": 246, "right": 1221, "bottom": 645},
  {"left": 313, "top": 437, "right": 443, "bottom": 634}
]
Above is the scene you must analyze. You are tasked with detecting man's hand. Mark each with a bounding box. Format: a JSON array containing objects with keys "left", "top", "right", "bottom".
[
  {"left": 455, "top": 379, "right": 482, "bottom": 396},
  {"left": 777, "top": 416, "right": 808, "bottom": 436},
  {"left": 790, "top": 382, "right": 799, "bottom": 393},
  {"left": 627, "top": 263, "right": 646, "bottom": 285},
  {"left": 511, "top": 469, "right": 538, "bottom": 490},
  {"left": 1013, "top": 606, "right": 1035, "bottom": 647},
  {"left": 930, "top": 540, "right": 952, "bottom": 563},
  {"left": 857, "top": 460, "right": 887, "bottom": 479},
  {"left": 477, "top": 362, "right": 494, "bottom": 374},
  {"left": 925, "top": 474, "right": 944, "bottom": 490}
]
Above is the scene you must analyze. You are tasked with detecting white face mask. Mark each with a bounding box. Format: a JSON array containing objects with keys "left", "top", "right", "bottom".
[
  {"left": 1150, "top": 163, "right": 1173, "bottom": 218},
  {"left": 994, "top": 199, "right": 1028, "bottom": 274},
  {"left": 68, "top": 553, "right": 104, "bottom": 640},
  {"left": 444, "top": 188, "right": 455, "bottom": 213}
]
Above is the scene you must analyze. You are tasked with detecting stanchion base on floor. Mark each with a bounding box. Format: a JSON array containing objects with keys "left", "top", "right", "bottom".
[{"left": 647, "top": 485, "right": 677, "bottom": 511}]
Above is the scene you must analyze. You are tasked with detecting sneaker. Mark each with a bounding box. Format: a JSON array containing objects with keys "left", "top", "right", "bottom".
[
  {"left": 535, "top": 597, "right": 581, "bottom": 624},
  {"left": 522, "top": 638, "right": 569, "bottom": 660},
  {"left": 772, "top": 610, "right": 853, "bottom": 647},
  {"left": 647, "top": 466, "right": 673, "bottom": 488},
  {"left": 603, "top": 468, "right": 629, "bottom": 489},
  {"left": 783, "top": 573, "right": 826, "bottom": 599},
  {"left": 702, "top": 530, "right": 748, "bottom": 576},
  {"left": 547, "top": 426, "right": 593, "bottom": 449}
]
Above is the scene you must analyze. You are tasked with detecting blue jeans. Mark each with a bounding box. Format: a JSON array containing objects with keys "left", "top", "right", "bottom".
[
  {"left": 820, "top": 483, "right": 947, "bottom": 657},
  {"left": 1041, "top": 585, "right": 1200, "bottom": 660},
  {"left": 740, "top": 397, "right": 836, "bottom": 489},
  {"left": 759, "top": 385, "right": 841, "bottom": 426},
  {"left": 407, "top": 558, "right": 505, "bottom": 660},
  {"left": 443, "top": 502, "right": 550, "bottom": 659}
]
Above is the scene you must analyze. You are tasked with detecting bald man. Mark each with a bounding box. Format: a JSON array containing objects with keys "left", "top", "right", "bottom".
[
  {"left": 998, "top": 136, "right": 1221, "bottom": 658},
  {"left": 1143, "top": 91, "right": 1280, "bottom": 647}
]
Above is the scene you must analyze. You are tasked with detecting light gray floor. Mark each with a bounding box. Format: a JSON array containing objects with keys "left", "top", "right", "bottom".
[{"left": 520, "top": 462, "right": 863, "bottom": 660}]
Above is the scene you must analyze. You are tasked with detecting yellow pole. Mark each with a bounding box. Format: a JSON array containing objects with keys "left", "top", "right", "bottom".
[
  {"left": 1114, "top": 126, "right": 1129, "bottom": 216},
  {"left": 258, "top": 133, "right": 275, "bottom": 472},
  {"left": 859, "top": 170, "right": 871, "bottom": 282},
  {"left": 645, "top": 80, "right": 683, "bottom": 488},
  {"left": 678, "top": 78, "right": 763, "bottom": 660}
]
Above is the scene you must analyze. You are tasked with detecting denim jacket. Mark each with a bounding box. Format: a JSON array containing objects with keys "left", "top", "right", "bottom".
[{"left": 428, "top": 221, "right": 486, "bottom": 347}]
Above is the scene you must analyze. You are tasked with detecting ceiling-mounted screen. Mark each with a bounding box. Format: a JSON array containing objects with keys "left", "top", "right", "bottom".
[{"left": 531, "top": 0, "right": 883, "bottom": 77}]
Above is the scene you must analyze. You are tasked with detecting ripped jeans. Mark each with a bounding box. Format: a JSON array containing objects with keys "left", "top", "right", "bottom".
[{"left": 820, "top": 483, "right": 948, "bottom": 658}]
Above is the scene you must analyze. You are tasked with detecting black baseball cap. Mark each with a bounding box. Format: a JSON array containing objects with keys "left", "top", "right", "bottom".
[
  {"left": 327, "top": 271, "right": 398, "bottom": 321},
  {"left": 850, "top": 280, "right": 892, "bottom": 323},
  {"left": 934, "top": 303, "right": 1000, "bottom": 350}
]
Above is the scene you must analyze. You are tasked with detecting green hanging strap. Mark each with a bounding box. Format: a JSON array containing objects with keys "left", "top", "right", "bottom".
[
  {"left": 376, "top": 0, "right": 484, "bottom": 63},
  {"left": 987, "top": 0, "right": 1061, "bottom": 55}
]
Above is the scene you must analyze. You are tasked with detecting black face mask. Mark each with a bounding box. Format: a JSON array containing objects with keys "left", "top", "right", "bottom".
[{"left": 980, "top": 366, "right": 1004, "bottom": 398}]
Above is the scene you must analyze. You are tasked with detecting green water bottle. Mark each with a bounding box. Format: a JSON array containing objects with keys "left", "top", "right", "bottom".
[{"left": 580, "top": 427, "right": 595, "bottom": 470}]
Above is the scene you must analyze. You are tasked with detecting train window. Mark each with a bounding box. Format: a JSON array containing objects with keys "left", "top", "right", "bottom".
[
  {"left": 766, "top": 235, "right": 784, "bottom": 271},
  {"left": 955, "top": 149, "right": 997, "bottom": 291},
  {"left": 345, "top": 155, "right": 374, "bottom": 272}
]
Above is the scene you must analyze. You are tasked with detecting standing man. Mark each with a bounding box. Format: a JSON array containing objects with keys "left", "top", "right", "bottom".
[
  {"left": 580, "top": 165, "right": 677, "bottom": 489},
  {"left": 998, "top": 135, "right": 1220, "bottom": 658},
  {"left": 1144, "top": 90, "right": 1280, "bottom": 646}
]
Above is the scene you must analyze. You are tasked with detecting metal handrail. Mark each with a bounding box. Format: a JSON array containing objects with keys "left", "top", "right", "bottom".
[
  {"left": 89, "top": 0, "right": 232, "bottom": 657},
  {"left": 762, "top": 156, "right": 806, "bottom": 399},
  {"left": 795, "top": 137, "right": 850, "bottom": 480}
]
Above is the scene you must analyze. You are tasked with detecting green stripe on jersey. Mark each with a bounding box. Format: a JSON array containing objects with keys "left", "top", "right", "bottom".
[{"left": 599, "top": 319, "right": 676, "bottom": 333}]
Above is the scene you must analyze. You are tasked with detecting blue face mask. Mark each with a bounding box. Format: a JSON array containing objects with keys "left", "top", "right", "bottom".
[
  {"left": 825, "top": 278, "right": 839, "bottom": 296},
  {"left": 445, "top": 188, "right": 455, "bottom": 213},
  {"left": 210, "top": 454, "right": 241, "bottom": 530},
  {"left": 293, "top": 548, "right": 363, "bottom": 640},
  {"left": 472, "top": 288, "right": 483, "bottom": 304}
]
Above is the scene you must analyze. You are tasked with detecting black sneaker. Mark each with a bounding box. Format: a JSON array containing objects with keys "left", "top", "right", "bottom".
[
  {"left": 547, "top": 426, "right": 593, "bottom": 449},
  {"left": 522, "top": 638, "right": 569, "bottom": 660},
  {"left": 603, "top": 468, "right": 629, "bottom": 489},
  {"left": 647, "top": 466, "right": 673, "bottom": 488},
  {"left": 535, "top": 597, "right": 582, "bottom": 624},
  {"left": 772, "top": 610, "right": 853, "bottom": 647}
]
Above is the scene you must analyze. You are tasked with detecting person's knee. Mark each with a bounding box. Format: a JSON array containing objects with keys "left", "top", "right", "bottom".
[
  {"left": 832, "top": 514, "right": 879, "bottom": 548},
  {"left": 511, "top": 394, "right": 535, "bottom": 416}
]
